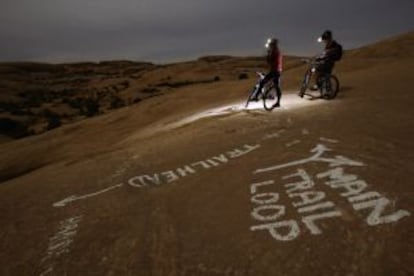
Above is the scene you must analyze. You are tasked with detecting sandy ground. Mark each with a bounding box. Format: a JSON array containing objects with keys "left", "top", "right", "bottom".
[{"left": 0, "top": 33, "right": 413, "bottom": 275}]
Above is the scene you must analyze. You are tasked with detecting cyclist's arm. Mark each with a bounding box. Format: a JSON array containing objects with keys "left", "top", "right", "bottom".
[{"left": 316, "top": 52, "right": 327, "bottom": 62}]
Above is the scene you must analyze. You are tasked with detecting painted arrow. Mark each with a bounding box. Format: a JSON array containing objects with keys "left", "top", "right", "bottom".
[
  {"left": 254, "top": 144, "right": 331, "bottom": 174},
  {"left": 317, "top": 155, "right": 365, "bottom": 167},
  {"left": 254, "top": 144, "right": 364, "bottom": 174},
  {"left": 53, "top": 183, "right": 124, "bottom": 208}
]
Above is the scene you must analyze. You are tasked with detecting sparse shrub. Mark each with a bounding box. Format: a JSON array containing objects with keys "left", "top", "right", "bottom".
[
  {"left": 23, "top": 88, "right": 55, "bottom": 107},
  {"left": 73, "top": 78, "right": 89, "bottom": 85},
  {"left": 62, "top": 97, "right": 70, "bottom": 104},
  {"left": 17, "top": 91, "right": 27, "bottom": 97},
  {"left": 27, "top": 129, "right": 36, "bottom": 136},
  {"left": 110, "top": 96, "right": 125, "bottom": 109},
  {"left": 111, "top": 85, "right": 119, "bottom": 92},
  {"left": 120, "top": 80, "right": 130, "bottom": 88},
  {"left": 24, "top": 109, "right": 35, "bottom": 116},
  {"left": 82, "top": 69, "right": 94, "bottom": 75},
  {"left": 67, "top": 97, "right": 83, "bottom": 109},
  {"left": 0, "top": 101, "right": 20, "bottom": 113},
  {"left": 84, "top": 98, "right": 100, "bottom": 117},
  {"left": 43, "top": 109, "right": 54, "bottom": 118},
  {"left": 47, "top": 115, "right": 62, "bottom": 130},
  {"left": 155, "top": 80, "right": 193, "bottom": 88},
  {"left": 43, "top": 109, "right": 61, "bottom": 130},
  {"left": 0, "top": 117, "right": 30, "bottom": 138},
  {"left": 10, "top": 109, "right": 28, "bottom": 116},
  {"left": 133, "top": 98, "right": 142, "bottom": 104},
  {"left": 198, "top": 55, "right": 232, "bottom": 62},
  {"left": 141, "top": 87, "right": 160, "bottom": 94},
  {"left": 60, "top": 88, "right": 75, "bottom": 96},
  {"left": 0, "top": 118, "right": 18, "bottom": 132},
  {"left": 156, "top": 78, "right": 221, "bottom": 88}
]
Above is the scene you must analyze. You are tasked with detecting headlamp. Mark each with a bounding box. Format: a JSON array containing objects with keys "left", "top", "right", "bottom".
[{"left": 265, "top": 38, "right": 272, "bottom": 48}]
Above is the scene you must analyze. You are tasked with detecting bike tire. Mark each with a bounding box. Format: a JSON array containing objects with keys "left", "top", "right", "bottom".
[
  {"left": 245, "top": 87, "right": 256, "bottom": 108},
  {"left": 245, "top": 96, "right": 251, "bottom": 108},
  {"left": 320, "top": 75, "right": 339, "bottom": 99},
  {"left": 263, "top": 87, "right": 279, "bottom": 111}
]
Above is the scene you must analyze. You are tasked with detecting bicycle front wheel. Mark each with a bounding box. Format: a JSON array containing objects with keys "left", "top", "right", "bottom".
[
  {"left": 263, "top": 88, "right": 279, "bottom": 111},
  {"left": 245, "top": 87, "right": 256, "bottom": 108},
  {"left": 320, "top": 75, "right": 339, "bottom": 99}
]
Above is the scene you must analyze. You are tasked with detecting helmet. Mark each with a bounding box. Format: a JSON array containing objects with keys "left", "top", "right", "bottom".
[
  {"left": 318, "top": 30, "right": 332, "bottom": 42},
  {"left": 265, "top": 38, "right": 278, "bottom": 48}
]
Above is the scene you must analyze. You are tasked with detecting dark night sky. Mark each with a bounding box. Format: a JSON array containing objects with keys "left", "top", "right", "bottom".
[{"left": 1, "top": 0, "right": 413, "bottom": 63}]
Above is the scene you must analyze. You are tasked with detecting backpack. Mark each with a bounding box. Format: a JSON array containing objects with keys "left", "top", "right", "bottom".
[{"left": 334, "top": 43, "right": 343, "bottom": 61}]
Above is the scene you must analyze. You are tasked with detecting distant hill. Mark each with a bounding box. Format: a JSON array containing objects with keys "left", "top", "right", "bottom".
[
  {"left": 0, "top": 55, "right": 303, "bottom": 141},
  {"left": 347, "top": 31, "right": 414, "bottom": 58}
]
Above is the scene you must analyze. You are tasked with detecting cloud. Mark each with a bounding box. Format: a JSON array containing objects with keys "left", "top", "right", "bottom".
[{"left": 0, "top": 0, "right": 413, "bottom": 62}]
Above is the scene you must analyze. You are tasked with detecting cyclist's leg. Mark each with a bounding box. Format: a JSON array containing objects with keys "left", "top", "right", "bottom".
[
  {"left": 323, "top": 62, "right": 335, "bottom": 92},
  {"left": 272, "top": 72, "right": 282, "bottom": 106},
  {"left": 326, "top": 61, "right": 334, "bottom": 74},
  {"left": 320, "top": 62, "right": 334, "bottom": 86},
  {"left": 314, "top": 62, "right": 331, "bottom": 88},
  {"left": 312, "top": 64, "right": 324, "bottom": 90}
]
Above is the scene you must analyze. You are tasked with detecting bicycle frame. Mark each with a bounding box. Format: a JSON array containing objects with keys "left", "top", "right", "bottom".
[
  {"left": 299, "top": 58, "right": 339, "bottom": 99},
  {"left": 245, "top": 72, "right": 278, "bottom": 111}
]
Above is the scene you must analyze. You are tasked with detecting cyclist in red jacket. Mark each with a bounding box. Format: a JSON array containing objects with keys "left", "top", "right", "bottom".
[{"left": 252, "top": 38, "right": 283, "bottom": 107}]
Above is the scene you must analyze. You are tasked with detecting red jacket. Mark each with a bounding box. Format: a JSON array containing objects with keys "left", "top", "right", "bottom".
[{"left": 267, "top": 49, "right": 283, "bottom": 73}]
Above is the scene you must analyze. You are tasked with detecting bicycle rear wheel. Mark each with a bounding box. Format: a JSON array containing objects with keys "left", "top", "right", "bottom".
[{"left": 263, "top": 87, "right": 279, "bottom": 111}]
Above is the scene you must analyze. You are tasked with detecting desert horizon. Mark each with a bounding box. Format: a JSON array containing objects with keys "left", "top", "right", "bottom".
[{"left": 1, "top": 30, "right": 413, "bottom": 143}]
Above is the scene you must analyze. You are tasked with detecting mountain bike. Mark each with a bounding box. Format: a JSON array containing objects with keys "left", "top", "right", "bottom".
[
  {"left": 298, "top": 59, "right": 339, "bottom": 99},
  {"left": 245, "top": 72, "right": 280, "bottom": 111}
]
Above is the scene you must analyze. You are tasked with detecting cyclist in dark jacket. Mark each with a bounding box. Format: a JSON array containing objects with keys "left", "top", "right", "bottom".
[
  {"left": 312, "top": 30, "right": 342, "bottom": 90},
  {"left": 252, "top": 38, "right": 283, "bottom": 107}
]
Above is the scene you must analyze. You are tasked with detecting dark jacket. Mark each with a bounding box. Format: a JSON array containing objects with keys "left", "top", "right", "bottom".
[{"left": 323, "top": 40, "right": 341, "bottom": 62}]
